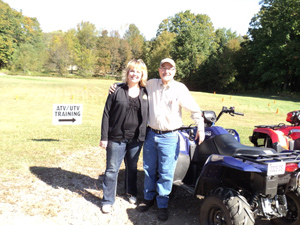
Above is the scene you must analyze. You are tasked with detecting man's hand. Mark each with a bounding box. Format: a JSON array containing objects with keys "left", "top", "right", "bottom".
[
  {"left": 109, "top": 83, "right": 117, "bottom": 94},
  {"left": 195, "top": 130, "right": 205, "bottom": 145},
  {"left": 100, "top": 140, "right": 108, "bottom": 149}
]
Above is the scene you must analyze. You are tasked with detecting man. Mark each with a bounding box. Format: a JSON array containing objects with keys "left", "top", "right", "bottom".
[{"left": 136, "top": 58, "right": 205, "bottom": 221}]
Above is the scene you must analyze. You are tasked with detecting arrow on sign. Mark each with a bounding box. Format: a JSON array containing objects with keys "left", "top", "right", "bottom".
[{"left": 59, "top": 118, "right": 76, "bottom": 123}]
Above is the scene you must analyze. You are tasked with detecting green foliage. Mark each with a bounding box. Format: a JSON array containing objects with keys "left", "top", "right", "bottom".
[
  {"left": 11, "top": 43, "right": 44, "bottom": 73},
  {"left": 1, "top": 0, "right": 300, "bottom": 95},
  {"left": 118, "top": 38, "right": 132, "bottom": 70},
  {"left": 147, "top": 31, "right": 176, "bottom": 78},
  {"left": 0, "top": 33, "right": 15, "bottom": 67},
  {"left": 123, "top": 24, "right": 145, "bottom": 59},
  {"left": 157, "top": 10, "right": 217, "bottom": 82},
  {"left": 76, "top": 21, "right": 98, "bottom": 50},
  {"left": 64, "top": 29, "right": 80, "bottom": 72},
  {"left": 95, "top": 31, "right": 112, "bottom": 75},
  {"left": 0, "top": 0, "right": 45, "bottom": 70},
  {"left": 195, "top": 29, "right": 242, "bottom": 92},
  {"left": 75, "top": 22, "right": 98, "bottom": 76},
  {"left": 107, "top": 31, "right": 122, "bottom": 75},
  {"left": 48, "top": 34, "right": 71, "bottom": 75},
  {"left": 77, "top": 48, "right": 97, "bottom": 77},
  {"left": 0, "top": 1, "right": 18, "bottom": 67},
  {"left": 248, "top": 0, "right": 300, "bottom": 92}
]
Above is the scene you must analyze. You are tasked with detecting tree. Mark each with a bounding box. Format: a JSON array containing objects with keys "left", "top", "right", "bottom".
[
  {"left": 204, "top": 39, "right": 241, "bottom": 92},
  {"left": 108, "top": 31, "right": 122, "bottom": 75},
  {"left": 194, "top": 28, "right": 242, "bottom": 92},
  {"left": 214, "top": 28, "right": 240, "bottom": 54},
  {"left": 233, "top": 36, "right": 259, "bottom": 92},
  {"left": 77, "top": 48, "right": 97, "bottom": 77},
  {"left": 124, "top": 24, "right": 144, "bottom": 59},
  {"left": 147, "top": 31, "right": 176, "bottom": 78},
  {"left": 0, "top": 33, "right": 14, "bottom": 68},
  {"left": 48, "top": 34, "right": 71, "bottom": 75},
  {"left": 76, "top": 21, "right": 98, "bottom": 49},
  {"left": 0, "top": 1, "right": 23, "bottom": 67},
  {"left": 0, "top": 0, "right": 15, "bottom": 67},
  {"left": 248, "top": 0, "right": 300, "bottom": 92},
  {"left": 168, "top": 11, "right": 217, "bottom": 83},
  {"left": 95, "top": 30, "right": 111, "bottom": 75},
  {"left": 11, "top": 43, "right": 35, "bottom": 73},
  {"left": 64, "top": 29, "right": 79, "bottom": 73},
  {"left": 0, "top": 0, "right": 45, "bottom": 70},
  {"left": 12, "top": 16, "right": 46, "bottom": 72},
  {"left": 76, "top": 21, "right": 98, "bottom": 76},
  {"left": 11, "top": 40, "right": 46, "bottom": 73},
  {"left": 118, "top": 39, "right": 132, "bottom": 70}
]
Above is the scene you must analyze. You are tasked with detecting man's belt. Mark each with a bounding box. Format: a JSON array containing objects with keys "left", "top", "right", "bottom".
[{"left": 149, "top": 127, "right": 178, "bottom": 134}]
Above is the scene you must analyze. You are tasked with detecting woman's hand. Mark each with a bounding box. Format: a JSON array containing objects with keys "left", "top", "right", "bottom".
[{"left": 100, "top": 140, "right": 108, "bottom": 149}]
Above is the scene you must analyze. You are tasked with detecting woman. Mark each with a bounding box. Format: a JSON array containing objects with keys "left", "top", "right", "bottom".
[{"left": 100, "top": 59, "right": 148, "bottom": 213}]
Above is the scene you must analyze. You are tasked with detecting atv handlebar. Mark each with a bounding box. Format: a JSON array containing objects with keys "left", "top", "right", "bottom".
[
  {"left": 216, "top": 106, "right": 244, "bottom": 122},
  {"left": 234, "top": 112, "right": 244, "bottom": 116}
]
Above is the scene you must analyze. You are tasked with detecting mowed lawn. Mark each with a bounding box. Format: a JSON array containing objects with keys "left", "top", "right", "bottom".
[
  {"left": 1, "top": 74, "right": 300, "bottom": 179},
  {"left": 1, "top": 75, "right": 111, "bottom": 178}
]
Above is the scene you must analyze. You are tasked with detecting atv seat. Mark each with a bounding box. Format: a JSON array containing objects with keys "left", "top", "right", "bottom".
[
  {"left": 214, "top": 134, "right": 276, "bottom": 156},
  {"left": 191, "top": 134, "right": 277, "bottom": 163}
]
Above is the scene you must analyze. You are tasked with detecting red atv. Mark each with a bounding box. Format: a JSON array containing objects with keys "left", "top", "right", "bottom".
[{"left": 249, "top": 110, "right": 300, "bottom": 152}]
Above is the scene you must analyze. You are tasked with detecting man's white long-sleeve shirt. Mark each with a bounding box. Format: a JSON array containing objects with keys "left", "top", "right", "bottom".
[{"left": 146, "top": 79, "right": 204, "bottom": 131}]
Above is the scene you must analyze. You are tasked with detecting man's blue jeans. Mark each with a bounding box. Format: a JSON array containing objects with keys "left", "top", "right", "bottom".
[
  {"left": 143, "top": 129, "right": 179, "bottom": 208},
  {"left": 102, "top": 140, "right": 143, "bottom": 206}
]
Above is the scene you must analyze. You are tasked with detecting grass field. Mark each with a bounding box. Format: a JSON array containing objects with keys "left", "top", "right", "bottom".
[
  {"left": 1, "top": 74, "right": 299, "bottom": 224},
  {"left": 1, "top": 74, "right": 300, "bottom": 177}
]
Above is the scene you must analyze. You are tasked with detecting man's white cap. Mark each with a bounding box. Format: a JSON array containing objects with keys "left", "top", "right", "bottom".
[{"left": 160, "top": 58, "right": 176, "bottom": 68}]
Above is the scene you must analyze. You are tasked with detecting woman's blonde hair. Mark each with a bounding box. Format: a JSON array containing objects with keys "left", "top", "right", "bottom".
[{"left": 122, "top": 59, "right": 148, "bottom": 87}]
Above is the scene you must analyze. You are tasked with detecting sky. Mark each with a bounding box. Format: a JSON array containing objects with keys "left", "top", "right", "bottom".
[{"left": 3, "top": 0, "right": 261, "bottom": 40}]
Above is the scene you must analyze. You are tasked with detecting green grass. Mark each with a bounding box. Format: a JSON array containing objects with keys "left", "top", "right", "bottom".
[
  {"left": 187, "top": 91, "right": 300, "bottom": 145},
  {"left": 1, "top": 75, "right": 110, "bottom": 174},
  {"left": 1, "top": 75, "right": 300, "bottom": 178}
]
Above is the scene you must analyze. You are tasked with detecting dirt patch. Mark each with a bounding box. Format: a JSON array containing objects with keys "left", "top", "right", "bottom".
[{"left": 0, "top": 147, "right": 271, "bottom": 224}]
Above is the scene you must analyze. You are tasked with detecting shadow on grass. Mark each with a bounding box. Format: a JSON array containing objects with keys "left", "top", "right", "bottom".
[
  {"left": 29, "top": 166, "right": 144, "bottom": 208},
  {"left": 30, "top": 139, "right": 60, "bottom": 142},
  {"left": 30, "top": 166, "right": 104, "bottom": 207}
]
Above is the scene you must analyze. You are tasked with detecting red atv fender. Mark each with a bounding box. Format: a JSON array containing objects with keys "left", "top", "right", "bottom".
[{"left": 250, "top": 110, "right": 300, "bottom": 152}]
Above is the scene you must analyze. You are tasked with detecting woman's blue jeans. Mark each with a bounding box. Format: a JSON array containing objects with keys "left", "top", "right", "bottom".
[
  {"left": 143, "top": 129, "right": 179, "bottom": 208},
  {"left": 102, "top": 139, "right": 143, "bottom": 206}
]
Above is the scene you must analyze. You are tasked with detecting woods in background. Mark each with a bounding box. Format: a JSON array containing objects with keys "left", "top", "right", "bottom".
[{"left": 1, "top": 0, "right": 299, "bottom": 94}]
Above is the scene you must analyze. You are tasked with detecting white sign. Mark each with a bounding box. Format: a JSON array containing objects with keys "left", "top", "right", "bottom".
[{"left": 53, "top": 104, "right": 83, "bottom": 125}]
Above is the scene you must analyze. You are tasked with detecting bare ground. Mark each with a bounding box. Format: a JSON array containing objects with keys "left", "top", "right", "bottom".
[{"left": 0, "top": 147, "right": 272, "bottom": 225}]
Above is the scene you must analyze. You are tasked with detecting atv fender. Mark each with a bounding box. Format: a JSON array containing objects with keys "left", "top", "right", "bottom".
[
  {"left": 252, "top": 128, "right": 289, "bottom": 149},
  {"left": 194, "top": 154, "right": 262, "bottom": 196}
]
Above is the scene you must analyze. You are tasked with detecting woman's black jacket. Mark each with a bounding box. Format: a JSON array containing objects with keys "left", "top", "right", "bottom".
[{"left": 100, "top": 84, "right": 148, "bottom": 142}]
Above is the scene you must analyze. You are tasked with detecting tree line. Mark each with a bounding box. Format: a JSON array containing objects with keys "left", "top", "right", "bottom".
[{"left": 1, "top": 0, "right": 299, "bottom": 94}]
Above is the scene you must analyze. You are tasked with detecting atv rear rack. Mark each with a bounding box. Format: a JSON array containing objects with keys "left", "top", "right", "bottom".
[
  {"left": 235, "top": 150, "right": 300, "bottom": 165},
  {"left": 254, "top": 123, "right": 287, "bottom": 129}
]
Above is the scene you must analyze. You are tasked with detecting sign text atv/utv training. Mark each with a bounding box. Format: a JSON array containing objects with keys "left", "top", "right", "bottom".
[{"left": 52, "top": 104, "right": 82, "bottom": 125}]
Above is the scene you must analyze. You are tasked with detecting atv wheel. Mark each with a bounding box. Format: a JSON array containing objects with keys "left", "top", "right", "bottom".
[
  {"left": 271, "top": 192, "right": 300, "bottom": 225},
  {"left": 199, "top": 187, "right": 255, "bottom": 225}
]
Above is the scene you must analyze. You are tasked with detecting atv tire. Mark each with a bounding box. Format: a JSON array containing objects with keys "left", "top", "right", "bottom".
[
  {"left": 271, "top": 191, "right": 300, "bottom": 225},
  {"left": 199, "top": 187, "right": 255, "bottom": 225}
]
